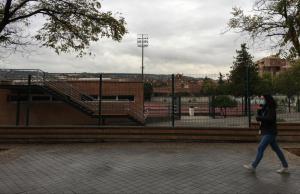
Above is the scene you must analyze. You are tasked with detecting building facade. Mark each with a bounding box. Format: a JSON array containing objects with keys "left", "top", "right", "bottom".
[
  {"left": 256, "top": 56, "right": 290, "bottom": 77},
  {"left": 0, "top": 73, "right": 144, "bottom": 126}
]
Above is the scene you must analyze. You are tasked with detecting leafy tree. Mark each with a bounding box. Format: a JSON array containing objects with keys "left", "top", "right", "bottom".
[
  {"left": 228, "top": 44, "right": 259, "bottom": 114},
  {"left": 290, "top": 61, "right": 300, "bottom": 111},
  {"left": 290, "top": 60, "right": 300, "bottom": 90},
  {"left": 217, "top": 72, "right": 225, "bottom": 85},
  {"left": 201, "top": 76, "right": 217, "bottom": 96},
  {"left": 275, "top": 69, "right": 298, "bottom": 112},
  {"left": 255, "top": 72, "right": 275, "bottom": 95},
  {"left": 201, "top": 77, "right": 219, "bottom": 118},
  {"left": 216, "top": 73, "right": 231, "bottom": 95},
  {"left": 229, "top": 44, "right": 259, "bottom": 96},
  {"left": 272, "top": 61, "right": 300, "bottom": 112},
  {"left": 230, "top": 44, "right": 260, "bottom": 114},
  {"left": 0, "top": 0, "right": 127, "bottom": 56},
  {"left": 228, "top": 0, "right": 300, "bottom": 58},
  {"left": 212, "top": 95, "right": 238, "bottom": 118}
]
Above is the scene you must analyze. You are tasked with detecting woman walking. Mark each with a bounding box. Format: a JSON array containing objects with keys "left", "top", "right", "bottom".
[{"left": 243, "top": 94, "right": 289, "bottom": 173}]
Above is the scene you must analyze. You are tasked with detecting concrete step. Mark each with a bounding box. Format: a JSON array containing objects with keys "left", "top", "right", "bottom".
[
  {"left": 0, "top": 126, "right": 299, "bottom": 143},
  {"left": 0, "top": 128, "right": 259, "bottom": 135}
]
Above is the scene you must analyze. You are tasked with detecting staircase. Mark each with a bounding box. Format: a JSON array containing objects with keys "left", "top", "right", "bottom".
[{"left": 0, "top": 69, "right": 145, "bottom": 125}]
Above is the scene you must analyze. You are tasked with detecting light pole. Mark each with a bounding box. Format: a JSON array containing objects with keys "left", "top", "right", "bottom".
[{"left": 137, "top": 34, "right": 149, "bottom": 81}]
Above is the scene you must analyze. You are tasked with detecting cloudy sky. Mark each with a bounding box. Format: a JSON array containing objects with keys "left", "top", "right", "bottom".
[{"left": 0, "top": 0, "right": 273, "bottom": 75}]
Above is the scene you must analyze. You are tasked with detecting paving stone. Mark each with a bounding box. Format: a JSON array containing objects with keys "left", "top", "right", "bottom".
[{"left": 0, "top": 143, "right": 299, "bottom": 194}]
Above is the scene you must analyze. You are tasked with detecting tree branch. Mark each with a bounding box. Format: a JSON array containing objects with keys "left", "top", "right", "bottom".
[
  {"left": 266, "top": 33, "right": 286, "bottom": 36},
  {"left": 9, "top": 0, "right": 38, "bottom": 18},
  {"left": 8, "top": 8, "right": 49, "bottom": 23}
]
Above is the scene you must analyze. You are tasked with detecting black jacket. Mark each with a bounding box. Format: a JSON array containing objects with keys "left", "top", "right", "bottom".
[{"left": 256, "top": 105, "right": 277, "bottom": 135}]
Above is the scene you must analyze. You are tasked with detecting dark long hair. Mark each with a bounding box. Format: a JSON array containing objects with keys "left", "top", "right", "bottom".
[{"left": 263, "top": 94, "right": 277, "bottom": 109}]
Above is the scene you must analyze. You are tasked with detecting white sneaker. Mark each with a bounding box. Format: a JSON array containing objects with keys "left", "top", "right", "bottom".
[
  {"left": 243, "top": 164, "right": 256, "bottom": 172},
  {"left": 276, "top": 167, "right": 289, "bottom": 174}
]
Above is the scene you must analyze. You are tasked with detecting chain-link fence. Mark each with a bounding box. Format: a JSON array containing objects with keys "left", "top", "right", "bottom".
[{"left": 145, "top": 74, "right": 250, "bottom": 128}]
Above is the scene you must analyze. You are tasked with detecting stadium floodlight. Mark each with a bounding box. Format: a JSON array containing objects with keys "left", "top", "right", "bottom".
[{"left": 137, "top": 34, "right": 149, "bottom": 81}]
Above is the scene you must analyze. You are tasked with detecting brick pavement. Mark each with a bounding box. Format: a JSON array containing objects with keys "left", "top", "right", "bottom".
[{"left": 0, "top": 143, "right": 299, "bottom": 194}]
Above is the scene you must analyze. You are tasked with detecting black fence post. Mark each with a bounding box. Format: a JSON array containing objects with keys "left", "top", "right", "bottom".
[
  {"left": 297, "top": 95, "right": 300, "bottom": 112},
  {"left": 211, "top": 95, "right": 215, "bottom": 119},
  {"left": 98, "top": 74, "right": 103, "bottom": 126},
  {"left": 248, "top": 96, "right": 251, "bottom": 128},
  {"left": 246, "top": 65, "right": 251, "bottom": 128},
  {"left": 208, "top": 96, "right": 211, "bottom": 117},
  {"left": 26, "top": 74, "right": 31, "bottom": 126},
  {"left": 16, "top": 92, "right": 20, "bottom": 126},
  {"left": 171, "top": 74, "right": 175, "bottom": 127},
  {"left": 178, "top": 96, "right": 181, "bottom": 120},
  {"left": 209, "top": 96, "right": 215, "bottom": 118}
]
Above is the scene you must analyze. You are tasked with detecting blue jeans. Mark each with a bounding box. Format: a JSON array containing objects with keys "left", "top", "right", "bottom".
[{"left": 252, "top": 135, "right": 288, "bottom": 168}]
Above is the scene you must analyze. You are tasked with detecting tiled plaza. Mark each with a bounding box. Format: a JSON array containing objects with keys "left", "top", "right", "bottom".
[{"left": 0, "top": 143, "right": 299, "bottom": 194}]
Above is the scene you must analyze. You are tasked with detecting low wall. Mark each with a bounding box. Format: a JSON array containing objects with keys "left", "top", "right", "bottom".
[{"left": 0, "top": 125, "right": 299, "bottom": 143}]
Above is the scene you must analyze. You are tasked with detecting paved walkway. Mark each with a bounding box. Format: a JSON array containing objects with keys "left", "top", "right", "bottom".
[{"left": 0, "top": 143, "right": 299, "bottom": 194}]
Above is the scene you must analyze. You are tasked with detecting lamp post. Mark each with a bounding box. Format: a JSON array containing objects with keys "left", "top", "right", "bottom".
[{"left": 137, "top": 34, "right": 149, "bottom": 81}]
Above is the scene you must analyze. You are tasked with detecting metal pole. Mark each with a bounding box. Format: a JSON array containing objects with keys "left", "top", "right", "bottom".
[
  {"left": 297, "top": 94, "right": 300, "bottom": 112},
  {"left": 142, "top": 34, "right": 144, "bottom": 81},
  {"left": 208, "top": 96, "right": 211, "bottom": 117},
  {"left": 26, "top": 75, "right": 32, "bottom": 126},
  {"left": 246, "top": 64, "right": 251, "bottom": 127},
  {"left": 16, "top": 92, "right": 20, "bottom": 126},
  {"left": 137, "top": 34, "right": 148, "bottom": 81},
  {"left": 98, "top": 74, "right": 103, "bottom": 125},
  {"left": 212, "top": 95, "right": 216, "bottom": 119},
  {"left": 172, "top": 74, "right": 175, "bottom": 127},
  {"left": 178, "top": 96, "right": 181, "bottom": 120}
]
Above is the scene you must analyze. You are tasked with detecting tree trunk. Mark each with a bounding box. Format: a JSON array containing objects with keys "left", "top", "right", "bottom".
[
  {"left": 0, "top": 0, "right": 13, "bottom": 33},
  {"left": 283, "top": 1, "right": 300, "bottom": 57}
]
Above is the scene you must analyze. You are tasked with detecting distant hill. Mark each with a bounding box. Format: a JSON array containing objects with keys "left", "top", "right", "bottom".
[{"left": 53, "top": 73, "right": 209, "bottom": 81}]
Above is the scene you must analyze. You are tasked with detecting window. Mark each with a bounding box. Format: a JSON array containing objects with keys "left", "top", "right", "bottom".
[
  {"left": 102, "top": 96, "right": 117, "bottom": 101},
  {"left": 32, "top": 96, "right": 50, "bottom": 101},
  {"left": 118, "top": 95, "right": 135, "bottom": 101},
  {"left": 99, "top": 95, "right": 135, "bottom": 101},
  {"left": 8, "top": 95, "right": 53, "bottom": 102},
  {"left": 7, "top": 95, "right": 28, "bottom": 102}
]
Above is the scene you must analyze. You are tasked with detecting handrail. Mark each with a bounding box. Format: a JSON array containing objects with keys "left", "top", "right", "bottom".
[
  {"left": 43, "top": 74, "right": 99, "bottom": 113},
  {"left": 128, "top": 102, "right": 145, "bottom": 124},
  {"left": 0, "top": 69, "right": 145, "bottom": 125},
  {"left": 0, "top": 68, "right": 98, "bottom": 114}
]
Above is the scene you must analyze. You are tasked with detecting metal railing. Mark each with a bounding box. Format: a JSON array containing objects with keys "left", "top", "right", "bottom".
[{"left": 0, "top": 69, "right": 99, "bottom": 115}]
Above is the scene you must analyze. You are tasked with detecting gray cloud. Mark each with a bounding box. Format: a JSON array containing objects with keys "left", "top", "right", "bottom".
[{"left": 1, "top": 0, "right": 273, "bottom": 75}]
